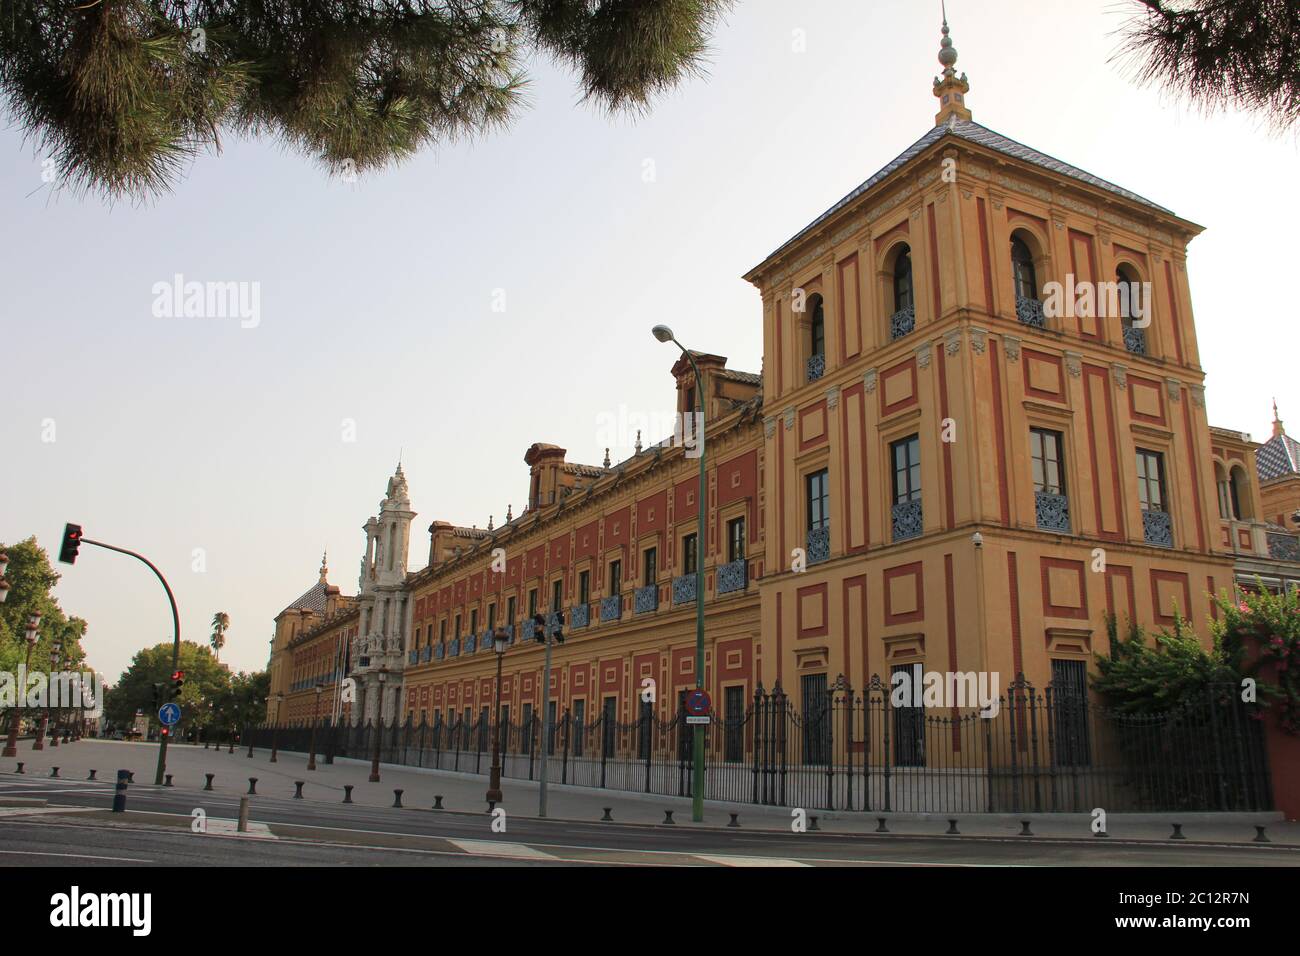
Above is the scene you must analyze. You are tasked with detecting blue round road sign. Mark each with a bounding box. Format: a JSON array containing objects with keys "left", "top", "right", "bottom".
[
  {"left": 685, "top": 689, "right": 711, "bottom": 716},
  {"left": 158, "top": 703, "right": 181, "bottom": 726}
]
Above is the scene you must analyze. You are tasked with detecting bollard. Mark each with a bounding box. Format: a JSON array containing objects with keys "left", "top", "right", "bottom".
[
  {"left": 1253, "top": 825, "right": 1270, "bottom": 844},
  {"left": 601, "top": 807, "right": 613, "bottom": 822},
  {"left": 663, "top": 810, "right": 675, "bottom": 825},
  {"left": 203, "top": 773, "right": 214, "bottom": 791},
  {"left": 247, "top": 778, "right": 258, "bottom": 795},
  {"left": 1019, "top": 820, "right": 1033, "bottom": 837},
  {"left": 342, "top": 785, "right": 353, "bottom": 804},
  {"left": 727, "top": 813, "right": 741, "bottom": 828},
  {"left": 1170, "top": 823, "right": 1186, "bottom": 840},
  {"left": 392, "top": 789, "right": 404, "bottom": 809},
  {"left": 432, "top": 794, "right": 444, "bottom": 810},
  {"left": 487, "top": 800, "right": 495, "bottom": 813},
  {"left": 946, "top": 819, "right": 960, "bottom": 835},
  {"left": 50, "top": 767, "right": 59, "bottom": 778},
  {"left": 205, "top": 741, "right": 210, "bottom": 750},
  {"left": 112, "top": 769, "right": 129, "bottom": 813},
  {"left": 237, "top": 796, "right": 250, "bottom": 834},
  {"left": 88, "top": 769, "right": 97, "bottom": 781},
  {"left": 126, "top": 771, "right": 134, "bottom": 784},
  {"left": 1095, "top": 825, "right": 1109, "bottom": 838},
  {"left": 809, "top": 816, "right": 820, "bottom": 831},
  {"left": 164, "top": 774, "right": 173, "bottom": 787},
  {"left": 294, "top": 781, "right": 305, "bottom": 799},
  {"left": 15, "top": 762, "right": 23, "bottom": 774},
  {"left": 875, "top": 817, "right": 889, "bottom": 833}
]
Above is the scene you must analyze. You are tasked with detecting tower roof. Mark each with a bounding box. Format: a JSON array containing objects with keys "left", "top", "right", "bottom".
[{"left": 1257, "top": 402, "right": 1300, "bottom": 482}]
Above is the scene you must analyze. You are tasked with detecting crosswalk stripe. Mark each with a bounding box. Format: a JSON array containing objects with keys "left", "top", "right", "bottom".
[
  {"left": 693, "top": 854, "right": 811, "bottom": 867},
  {"left": 449, "top": 839, "right": 557, "bottom": 860}
]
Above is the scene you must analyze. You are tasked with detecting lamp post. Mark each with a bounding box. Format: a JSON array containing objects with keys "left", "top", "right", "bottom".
[
  {"left": 0, "top": 551, "right": 9, "bottom": 607},
  {"left": 652, "top": 324, "right": 707, "bottom": 823},
  {"left": 486, "top": 628, "right": 509, "bottom": 807},
  {"left": 270, "top": 693, "right": 284, "bottom": 762},
  {"left": 307, "top": 683, "right": 323, "bottom": 770},
  {"left": 369, "top": 667, "right": 388, "bottom": 783},
  {"left": 4, "top": 612, "right": 39, "bottom": 758},
  {"left": 47, "top": 641, "right": 61, "bottom": 748}
]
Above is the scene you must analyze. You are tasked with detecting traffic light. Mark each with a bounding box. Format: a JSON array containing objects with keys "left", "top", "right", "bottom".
[
  {"left": 532, "top": 614, "right": 545, "bottom": 642},
  {"left": 552, "top": 610, "right": 565, "bottom": 644},
  {"left": 151, "top": 683, "right": 162, "bottom": 709},
  {"left": 171, "top": 670, "right": 185, "bottom": 699},
  {"left": 58, "top": 523, "right": 82, "bottom": 564}
]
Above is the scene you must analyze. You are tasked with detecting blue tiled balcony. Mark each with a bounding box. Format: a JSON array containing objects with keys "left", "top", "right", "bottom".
[
  {"left": 1143, "top": 509, "right": 1173, "bottom": 548},
  {"left": 672, "top": 574, "right": 696, "bottom": 605},
  {"left": 806, "top": 526, "right": 830, "bottom": 565},
  {"left": 1035, "top": 492, "right": 1071, "bottom": 533},
  {"left": 635, "top": 585, "right": 659, "bottom": 614},
  {"left": 600, "top": 595, "right": 622, "bottom": 623},
  {"left": 806, "top": 353, "right": 826, "bottom": 383},
  {"left": 571, "top": 604, "right": 590, "bottom": 629},
  {"left": 717, "top": 559, "right": 747, "bottom": 594}
]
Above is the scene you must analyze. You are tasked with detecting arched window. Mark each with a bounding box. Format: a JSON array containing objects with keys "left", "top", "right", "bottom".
[
  {"left": 889, "top": 245, "right": 915, "bottom": 340},
  {"left": 1117, "top": 264, "right": 1147, "bottom": 355},
  {"left": 1011, "top": 235, "right": 1044, "bottom": 328},
  {"left": 806, "top": 294, "right": 826, "bottom": 382},
  {"left": 1229, "top": 465, "right": 1252, "bottom": 520},
  {"left": 1011, "top": 236, "right": 1038, "bottom": 300},
  {"left": 1215, "top": 463, "right": 1232, "bottom": 519}
]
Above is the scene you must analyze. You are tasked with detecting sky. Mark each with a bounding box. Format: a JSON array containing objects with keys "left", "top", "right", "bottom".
[{"left": 1, "top": 0, "right": 1295, "bottom": 682}]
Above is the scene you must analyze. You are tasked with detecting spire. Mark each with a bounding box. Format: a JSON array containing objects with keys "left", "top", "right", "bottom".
[
  {"left": 634, "top": 430, "right": 643, "bottom": 454},
  {"left": 318, "top": 550, "right": 329, "bottom": 584},
  {"left": 506, "top": 503, "right": 513, "bottom": 522},
  {"left": 1274, "top": 398, "right": 1286, "bottom": 438},
  {"left": 603, "top": 447, "right": 611, "bottom": 469},
  {"left": 487, "top": 514, "right": 495, "bottom": 531},
  {"left": 933, "top": 5, "right": 971, "bottom": 126}
]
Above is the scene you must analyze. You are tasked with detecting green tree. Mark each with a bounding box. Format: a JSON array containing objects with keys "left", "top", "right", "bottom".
[
  {"left": 1213, "top": 583, "right": 1300, "bottom": 733},
  {"left": 1120, "top": 1, "right": 1300, "bottom": 130},
  {"left": 210, "top": 610, "right": 229, "bottom": 662},
  {"left": 103, "top": 640, "right": 230, "bottom": 734},
  {"left": 1092, "top": 612, "right": 1241, "bottom": 714},
  {"left": 0, "top": 0, "right": 731, "bottom": 201}
]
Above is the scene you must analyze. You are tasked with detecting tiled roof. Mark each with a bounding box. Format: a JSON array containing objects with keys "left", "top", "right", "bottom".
[
  {"left": 717, "top": 368, "right": 762, "bottom": 386},
  {"left": 1257, "top": 432, "right": 1300, "bottom": 482},
  {"left": 285, "top": 582, "right": 329, "bottom": 614},
  {"left": 757, "top": 118, "right": 1173, "bottom": 269},
  {"left": 564, "top": 462, "right": 610, "bottom": 478}
]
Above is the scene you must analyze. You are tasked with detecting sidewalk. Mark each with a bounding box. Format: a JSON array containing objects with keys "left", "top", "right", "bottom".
[{"left": 4, "top": 738, "right": 1294, "bottom": 847}]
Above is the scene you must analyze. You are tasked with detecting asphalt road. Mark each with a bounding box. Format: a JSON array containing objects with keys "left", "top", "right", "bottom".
[{"left": 1, "top": 775, "right": 1295, "bottom": 867}]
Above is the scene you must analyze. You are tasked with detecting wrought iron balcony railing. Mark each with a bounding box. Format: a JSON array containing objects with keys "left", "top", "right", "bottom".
[
  {"left": 718, "top": 559, "right": 748, "bottom": 594},
  {"left": 672, "top": 574, "right": 696, "bottom": 605},
  {"left": 465, "top": 633, "right": 477, "bottom": 654},
  {"left": 480, "top": 631, "right": 494, "bottom": 654},
  {"left": 1267, "top": 531, "right": 1299, "bottom": 563},
  {"left": 570, "top": 603, "right": 590, "bottom": 629},
  {"left": 892, "top": 499, "right": 923, "bottom": 541},
  {"left": 449, "top": 637, "right": 460, "bottom": 657},
  {"left": 635, "top": 585, "right": 659, "bottom": 614},
  {"left": 806, "top": 526, "right": 830, "bottom": 565},
  {"left": 1142, "top": 509, "right": 1173, "bottom": 548},
  {"left": 1122, "top": 325, "right": 1147, "bottom": 356},
  {"left": 420, "top": 645, "right": 431, "bottom": 663},
  {"left": 1016, "top": 295, "right": 1046, "bottom": 329},
  {"left": 806, "top": 352, "right": 825, "bottom": 383},
  {"left": 600, "top": 595, "right": 622, "bottom": 623},
  {"left": 1035, "top": 491, "right": 1071, "bottom": 533},
  {"left": 890, "top": 305, "right": 915, "bottom": 341}
]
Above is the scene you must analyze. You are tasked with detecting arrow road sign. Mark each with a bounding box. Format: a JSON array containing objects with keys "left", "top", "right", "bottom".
[{"left": 158, "top": 703, "right": 181, "bottom": 727}]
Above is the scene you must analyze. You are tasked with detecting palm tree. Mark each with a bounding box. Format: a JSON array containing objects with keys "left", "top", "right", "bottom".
[{"left": 210, "top": 612, "right": 230, "bottom": 664}]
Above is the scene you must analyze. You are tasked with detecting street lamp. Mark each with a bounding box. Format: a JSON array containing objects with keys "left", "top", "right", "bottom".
[
  {"left": 3, "top": 612, "right": 39, "bottom": 757},
  {"left": 0, "top": 551, "right": 10, "bottom": 605},
  {"left": 486, "top": 627, "right": 509, "bottom": 807},
  {"left": 307, "top": 683, "right": 324, "bottom": 771},
  {"left": 47, "top": 640, "right": 61, "bottom": 749},
  {"left": 271, "top": 693, "right": 283, "bottom": 762},
  {"left": 369, "top": 667, "right": 388, "bottom": 783},
  {"left": 652, "top": 323, "right": 707, "bottom": 823}
]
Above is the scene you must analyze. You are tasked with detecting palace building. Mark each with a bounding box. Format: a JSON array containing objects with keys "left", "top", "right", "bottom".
[{"left": 265, "top": 22, "right": 1300, "bottom": 740}]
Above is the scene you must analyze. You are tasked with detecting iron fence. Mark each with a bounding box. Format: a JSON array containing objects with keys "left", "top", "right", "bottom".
[{"left": 243, "top": 676, "right": 1272, "bottom": 813}]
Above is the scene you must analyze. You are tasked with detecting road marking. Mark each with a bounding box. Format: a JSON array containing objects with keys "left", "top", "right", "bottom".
[
  {"left": 0, "top": 848, "right": 151, "bottom": 863},
  {"left": 206, "top": 819, "right": 278, "bottom": 839},
  {"left": 449, "top": 839, "right": 557, "bottom": 860},
  {"left": 0, "top": 789, "right": 114, "bottom": 796},
  {"left": 694, "top": 854, "right": 811, "bottom": 867},
  {"left": 0, "top": 807, "right": 98, "bottom": 818}
]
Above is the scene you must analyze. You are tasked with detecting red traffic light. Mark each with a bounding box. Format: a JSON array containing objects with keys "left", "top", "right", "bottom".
[
  {"left": 171, "top": 670, "right": 184, "bottom": 681},
  {"left": 58, "top": 523, "right": 83, "bottom": 565}
]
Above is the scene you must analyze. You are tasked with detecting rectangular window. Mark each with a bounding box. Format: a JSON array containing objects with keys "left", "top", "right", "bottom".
[
  {"left": 806, "top": 468, "right": 830, "bottom": 531},
  {"left": 454, "top": 614, "right": 461, "bottom": 639},
  {"left": 478, "top": 705, "right": 489, "bottom": 751},
  {"left": 1051, "top": 659, "right": 1091, "bottom": 767},
  {"left": 891, "top": 663, "right": 926, "bottom": 767},
  {"left": 682, "top": 533, "right": 698, "bottom": 574},
  {"left": 521, "top": 703, "right": 533, "bottom": 755},
  {"left": 551, "top": 579, "right": 563, "bottom": 612},
  {"left": 637, "top": 698, "right": 653, "bottom": 760},
  {"left": 578, "top": 569, "right": 590, "bottom": 605},
  {"left": 609, "top": 559, "right": 622, "bottom": 595},
  {"left": 469, "top": 608, "right": 478, "bottom": 635},
  {"left": 724, "top": 685, "right": 744, "bottom": 762},
  {"left": 547, "top": 701, "right": 557, "bottom": 755},
  {"left": 487, "top": 604, "right": 496, "bottom": 631},
  {"left": 572, "top": 700, "right": 586, "bottom": 758},
  {"left": 602, "top": 696, "right": 617, "bottom": 757},
  {"left": 1030, "top": 428, "right": 1066, "bottom": 495},
  {"left": 439, "top": 619, "right": 446, "bottom": 642},
  {"left": 891, "top": 435, "right": 921, "bottom": 504},
  {"left": 528, "top": 588, "right": 537, "bottom": 618},
  {"left": 1136, "top": 449, "right": 1166, "bottom": 511},
  {"left": 643, "top": 547, "right": 657, "bottom": 586},
  {"left": 800, "top": 673, "right": 829, "bottom": 766},
  {"left": 685, "top": 385, "right": 696, "bottom": 413},
  {"left": 461, "top": 707, "right": 471, "bottom": 748},
  {"left": 506, "top": 596, "right": 516, "bottom": 625},
  {"left": 727, "top": 517, "right": 746, "bottom": 563}
]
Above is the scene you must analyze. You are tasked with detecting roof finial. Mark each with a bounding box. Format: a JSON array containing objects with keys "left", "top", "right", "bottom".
[
  {"left": 319, "top": 549, "right": 329, "bottom": 584},
  {"left": 603, "top": 447, "right": 611, "bottom": 468},
  {"left": 1274, "top": 398, "right": 1285, "bottom": 438},
  {"left": 634, "top": 430, "right": 643, "bottom": 454},
  {"left": 487, "top": 514, "right": 494, "bottom": 531},
  {"left": 506, "top": 502, "right": 513, "bottom": 522},
  {"left": 933, "top": 4, "right": 971, "bottom": 126}
]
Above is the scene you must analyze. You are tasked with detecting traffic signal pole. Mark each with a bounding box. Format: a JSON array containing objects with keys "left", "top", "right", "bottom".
[
  {"left": 81, "top": 537, "right": 181, "bottom": 785},
  {"left": 537, "top": 618, "right": 554, "bottom": 818}
]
